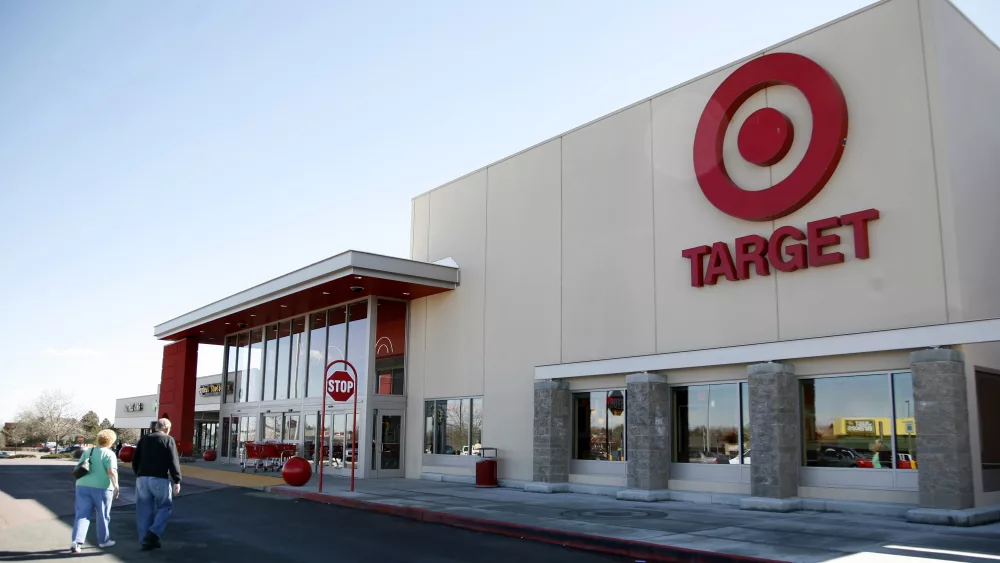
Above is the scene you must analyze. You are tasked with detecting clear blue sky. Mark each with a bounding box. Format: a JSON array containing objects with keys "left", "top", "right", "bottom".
[{"left": 1, "top": 1, "right": 997, "bottom": 424}]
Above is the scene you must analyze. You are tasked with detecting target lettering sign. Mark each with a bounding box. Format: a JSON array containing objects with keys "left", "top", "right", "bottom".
[
  {"left": 327, "top": 370, "right": 356, "bottom": 402},
  {"left": 683, "top": 53, "right": 880, "bottom": 288}
]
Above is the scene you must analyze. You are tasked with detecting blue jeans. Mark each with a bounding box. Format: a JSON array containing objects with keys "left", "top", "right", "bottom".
[
  {"left": 72, "top": 486, "right": 113, "bottom": 545},
  {"left": 136, "top": 477, "right": 173, "bottom": 541}
]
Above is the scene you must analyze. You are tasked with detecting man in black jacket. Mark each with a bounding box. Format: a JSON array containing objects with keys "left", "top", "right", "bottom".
[{"left": 132, "top": 418, "right": 182, "bottom": 550}]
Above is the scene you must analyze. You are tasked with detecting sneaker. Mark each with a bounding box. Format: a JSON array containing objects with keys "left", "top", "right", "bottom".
[
  {"left": 99, "top": 540, "right": 116, "bottom": 548},
  {"left": 70, "top": 543, "right": 81, "bottom": 553}
]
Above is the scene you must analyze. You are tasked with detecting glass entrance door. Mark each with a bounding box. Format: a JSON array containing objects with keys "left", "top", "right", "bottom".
[{"left": 372, "top": 410, "right": 403, "bottom": 478}]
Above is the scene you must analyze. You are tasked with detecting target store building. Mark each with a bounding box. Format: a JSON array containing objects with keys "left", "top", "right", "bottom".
[{"left": 154, "top": 0, "right": 1000, "bottom": 518}]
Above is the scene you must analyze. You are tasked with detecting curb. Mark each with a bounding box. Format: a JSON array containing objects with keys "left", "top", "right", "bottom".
[{"left": 271, "top": 487, "right": 782, "bottom": 563}]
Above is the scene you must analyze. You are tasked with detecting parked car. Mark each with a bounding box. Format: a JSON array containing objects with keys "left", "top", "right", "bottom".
[
  {"left": 61, "top": 445, "right": 83, "bottom": 455},
  {"left": 0, "top": 452, "right": 11, "bottom": 459},
  {"left": 37, "top": 447, "right": 51, "bottom": 453},
  {"left": 806, "top": 445, "right": 864, "bottom": 468}
]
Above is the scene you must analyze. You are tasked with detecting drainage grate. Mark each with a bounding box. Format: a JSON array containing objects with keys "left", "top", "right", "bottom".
[{"left": 560, "top": 509, "right": 667, "bottom": 519}]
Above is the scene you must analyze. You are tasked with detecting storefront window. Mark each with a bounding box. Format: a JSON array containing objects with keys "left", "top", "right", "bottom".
[
  {"left": 801, "top": 373, "right": 913, "bottom": 469},
  {"left": 221, "top": 417, "right": 231, "bottom": 457},
  {"left": 227, "top": 416, "right": 238, "bottom": 458},
  {"left": 263, "top": 325, "right": 278, "bottom": 401},
  {"left": 283, "top": 414, "right": 299, "bottom": 443},
  {"left": 276, "top": 322, "right": 292, "bottom": 400},
  {"left": 247, "top": 329, "right": 264, "bottom": 402},
  {"left": 327, "top": 306, "right": 347, "bottom": 377},
  {"left": 573, "top": 391, "right": 626, "bottom": 461},
  {"left": 347, "top": 301, "right": 369, "bottom": 396},
  {"left": 237, "top": 332, "right": 250, "bottom": 403},
  {"left": 424, "top": 402, "right": 436, "bottom": 454},
  {"left": 740, "top": 383, "right": 750, "bottom": 463},
  {"left": 375, "top": 299, "right": 406, "bottom": 395},
  {"left": 223, "top": 336, "right": 237, "bottom": 404},
  {"left": 471, "top": 397, "right": 483, "bottom": 451},
  {"left": 304, "top": 413, "right": 317, "bottom": 462},
  {"left": 892, "top": 373, "right": 916, "bottom": 470},
  {"left": 977, "top": 370, "right": 1000, "bottom": 490},
  {"left": 306, "top": 311, "right": 328, "bottom": 398},
  {"left": 290, "top": 317, "right": 308, "bottom": 399},
  {"left": 673, "top": 384, "right": 744, "bottom": 464},
  {"left": 262, "top": 415, "right": 280, "bottom": 441},
  {"left": 332, "top": 414, "right": 346, "bottom": 466},
  {"left": 423, "top": 398, "right": 483, "bottom": 455},
  {"left": 445, "top": 399, "right": 468, "bottom": 455}
]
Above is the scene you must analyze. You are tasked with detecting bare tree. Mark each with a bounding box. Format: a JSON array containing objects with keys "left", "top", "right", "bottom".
[{"left": 15, "top": 391, "right": 83, "bottom": 446}]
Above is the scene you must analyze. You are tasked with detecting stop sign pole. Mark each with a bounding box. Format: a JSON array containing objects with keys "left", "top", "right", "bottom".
[{"left": 319, "top": 359, "right": 358, "bottom": 493}]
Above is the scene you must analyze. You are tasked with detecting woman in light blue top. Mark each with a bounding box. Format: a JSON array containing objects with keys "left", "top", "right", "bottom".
[{"left": 71, "top": 429, "right": 120, "bottom": 553}]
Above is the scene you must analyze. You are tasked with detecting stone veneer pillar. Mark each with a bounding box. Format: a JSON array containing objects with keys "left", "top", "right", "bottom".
[
  {"left": 617, "top": 373, "right": 671, "bottom": 502},
  {"left": 741, "top": 361, "right": 799, "bottom": 512},
  {"left": 529, "top": 380, "right": 571, "bottom": 492},
  {"left": 910, "top": 348, "right": 974, "bottom": 510}
]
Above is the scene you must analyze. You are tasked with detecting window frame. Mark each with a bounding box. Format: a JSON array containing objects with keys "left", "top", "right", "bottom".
[
  {"left": 669, "top": 381, "right": 748, "bottom": 465},
  {"left": 571, "top": 388, "right": 628, "bottom": 464},
  {"left": 422, "top": 396, "right": 483, "bottom": 461},
  {"left": 798, "top": 370, "right": 918, "bottom": 492}
]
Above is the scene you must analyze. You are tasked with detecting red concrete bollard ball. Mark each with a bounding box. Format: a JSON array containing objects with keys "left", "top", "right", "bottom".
[
  {"left": 203, "top": 449, "right": 217, "bottom": 462},
  {"left": 119, "top": 446, "right": 135, "bottom": 463},
  {"left": 282, "top": 456, "right": 312, "bottom": 487}
]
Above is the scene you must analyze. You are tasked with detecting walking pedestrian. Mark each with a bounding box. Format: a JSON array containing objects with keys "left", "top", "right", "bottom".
[
  {"left": 70, "top": 429, "right": 120, "bottom": 553},
  {"left": 132, "top": 418, "right": 182, "bottom": 551}
]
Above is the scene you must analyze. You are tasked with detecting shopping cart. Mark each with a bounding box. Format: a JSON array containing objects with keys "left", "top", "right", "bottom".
[
  {"left": 241, "top": 442, "right": 299, "bottom": 472},
  {"left": 275, "top": 443, "right": 297, "bottom": 466}
]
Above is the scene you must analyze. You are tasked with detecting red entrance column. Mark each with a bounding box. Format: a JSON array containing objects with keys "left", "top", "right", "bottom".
[{"left": 158, "top": 338, "right": 198, "bottom": 457}]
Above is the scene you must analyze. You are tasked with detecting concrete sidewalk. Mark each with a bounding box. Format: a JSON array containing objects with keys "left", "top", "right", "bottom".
[{"left": 268, "top": 475, "right": 1000, "bottom": 563}]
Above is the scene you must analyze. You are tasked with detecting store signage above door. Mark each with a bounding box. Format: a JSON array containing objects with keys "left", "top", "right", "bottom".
[
  {"left": 124, "top": 402, "right": 143, "bottom": 413},
  {"left": 199, "top": 382, "right": 233, "bottom": 397},
  {"left": 683, "top": 52, "right": 879, "bottom": 288}
]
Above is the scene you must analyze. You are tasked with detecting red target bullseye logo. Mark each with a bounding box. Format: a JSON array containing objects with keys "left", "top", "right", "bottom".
[{"left": 693, "top": 53, "right": 848, "bottom": 222}]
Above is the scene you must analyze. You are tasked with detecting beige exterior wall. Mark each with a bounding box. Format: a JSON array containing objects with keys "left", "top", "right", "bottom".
[
  {"left": 405, "top": 0, "right": 1000, "bottom": 483},
  {"left": 921, "top": 0, "right": 1000, "bottom": 324}
]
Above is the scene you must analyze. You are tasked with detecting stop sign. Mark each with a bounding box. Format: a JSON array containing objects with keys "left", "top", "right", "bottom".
[{"left": 327, "top": 370, "right": 356, "bottom": 402}]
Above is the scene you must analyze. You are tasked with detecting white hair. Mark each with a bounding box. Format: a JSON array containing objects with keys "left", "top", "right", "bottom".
[{"left": 155, "top": 418, "right": 172, "bottom": 432}]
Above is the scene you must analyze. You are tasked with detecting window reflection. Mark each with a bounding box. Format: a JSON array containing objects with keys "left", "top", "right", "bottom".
[
  {"left": 673, "top": 384, "right": 739, "bottom": 464},
  {"left": 307, "top": 312, "right": 328, "bottom": 398},
  {"left": 327, "top": 306, "right": 347, "bottom": 375},
  {"left": 445, "top": 399, "right": 467, "bottom": 456},
  {"left": 224, "top": 336, "right": 237, "bottom": 404},
  {"left": 375, "top": 300, "right": 406, "bottom": 395},
  {"left": 304, "top": 413, "right": 317, "bottom": 463},
  {"left": 262, "top": 415, "right": 280, "bottom": 441},
  {"left": 275, "top": 322, "right": 292, "bottom": 400},
  {"left": 573, "top": 391, "right": 626, "bottom": 461},
  {"left": 347, "top": 301, "right": 369, "bottom": 396},
  {"left": 892, "top": 373, "right": 916, "bottom": 470},
  {"left": 237, "top": 332, "right": 250, "bottom": 403},
  {"left": 290, "top": 318, "right": 308, "bottom": 399},
  {"left": 740, "top": 383, "right": 750, "bottom": 464},
  {"left": 802, "top": 374, "right": 898, "bottom": 469},
  {"left": 263, "top": 325, "right": 278, "bottom": 401},
  {"left": 423, "top": 398, "right": 483, "bottom": 455},
  {"left": 471, "top": 398, "right": 483, "bottom": 454},
  {"left": 247, "top": 329, "right": 264, "bottom": 402}
]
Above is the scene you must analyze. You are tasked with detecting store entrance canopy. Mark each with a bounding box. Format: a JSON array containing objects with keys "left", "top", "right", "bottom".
[{"left": 154, "top": 250, "right": 459, "bottom": 342}]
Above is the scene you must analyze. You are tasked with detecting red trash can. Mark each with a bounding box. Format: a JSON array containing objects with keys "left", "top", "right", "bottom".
[{"left": 475, "top": 447, "right": 498, "bottom": 488}]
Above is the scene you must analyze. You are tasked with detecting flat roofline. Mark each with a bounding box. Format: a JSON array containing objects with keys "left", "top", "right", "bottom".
[{"left": 154, "top": 250, "right": 458, "bottom": 340}]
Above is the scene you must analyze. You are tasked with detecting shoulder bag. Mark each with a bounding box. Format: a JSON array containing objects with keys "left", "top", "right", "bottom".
[{"left": 72, "top": 448, "right": 94, "bottom": 480}]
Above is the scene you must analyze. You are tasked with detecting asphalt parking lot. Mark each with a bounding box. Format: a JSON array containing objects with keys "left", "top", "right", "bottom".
[{"left": 0, "top": 459, "right": 629, "bottom": 562}]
